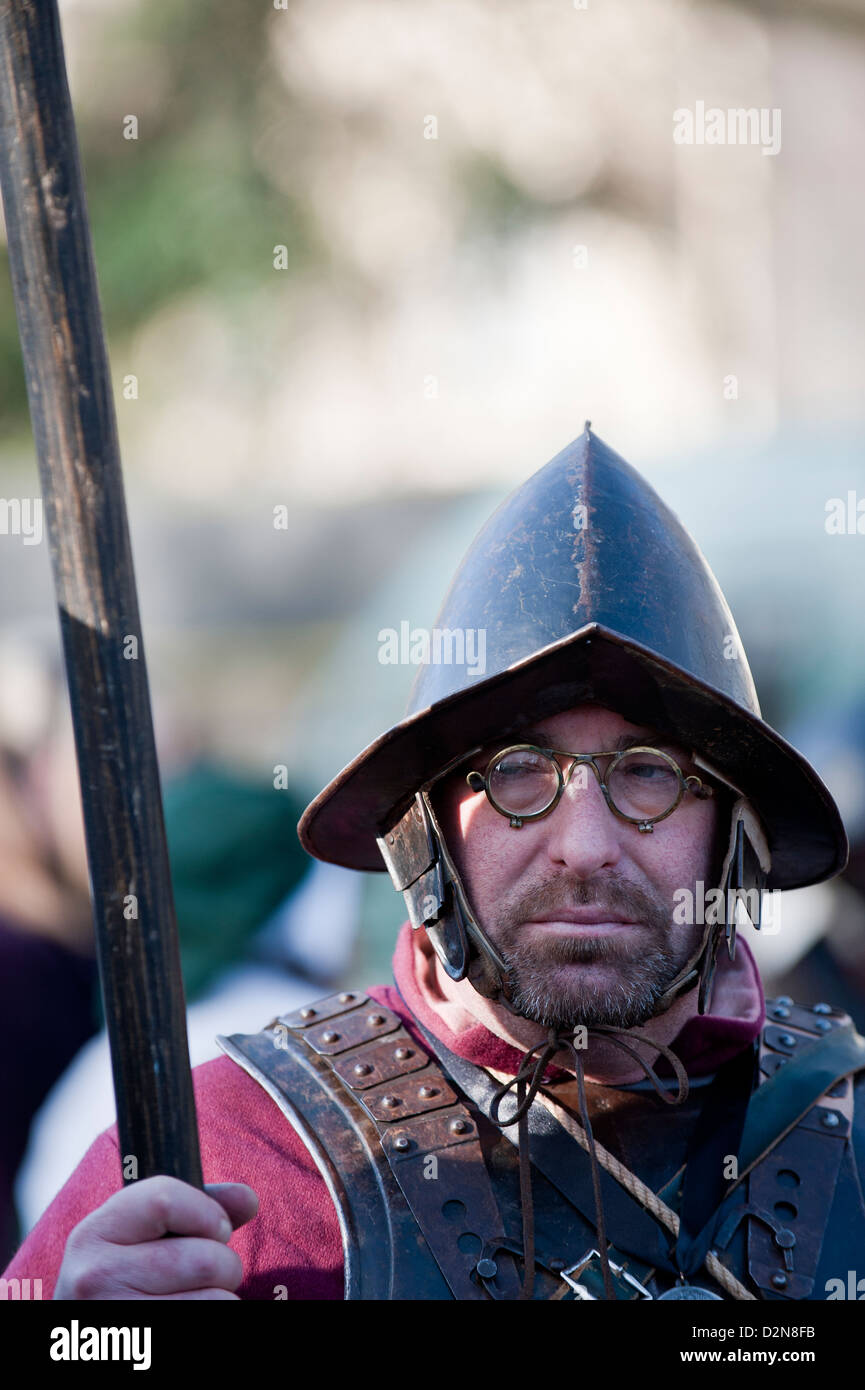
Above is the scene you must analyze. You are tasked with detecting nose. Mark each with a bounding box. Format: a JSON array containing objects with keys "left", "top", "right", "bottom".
[{"left": 541, "top": 761, "right": 623, "bottom": 876}]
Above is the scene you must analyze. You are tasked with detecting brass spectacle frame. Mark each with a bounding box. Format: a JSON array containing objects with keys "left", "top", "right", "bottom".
[{"left": 464, "top": 743, "right": 713, "bottom": 833}]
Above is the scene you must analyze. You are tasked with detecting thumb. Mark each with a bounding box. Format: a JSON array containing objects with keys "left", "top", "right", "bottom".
[{"left": 204, "top": 1182, "right": 259, "bottom": 1232}]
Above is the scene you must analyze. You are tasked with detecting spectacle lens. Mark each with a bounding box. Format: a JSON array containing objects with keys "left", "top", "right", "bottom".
[
  {"left": 485, "top": 746, "right": 683, "bottom": 823},
  {"left": 487, "top": 748, "right": 560, "bottom": 815},
  {"left": 606, "top": 750, "right": 680, "bottom": 819}
]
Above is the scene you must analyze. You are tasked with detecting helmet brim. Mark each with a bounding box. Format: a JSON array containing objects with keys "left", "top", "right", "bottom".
[{"left": 297, "top": 622, "right": 848, "bottom": 891}]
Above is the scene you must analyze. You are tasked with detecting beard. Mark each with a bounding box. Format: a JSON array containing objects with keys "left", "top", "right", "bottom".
[{"left": 486, "top": 871, "right": 697, "bottom": 1031}]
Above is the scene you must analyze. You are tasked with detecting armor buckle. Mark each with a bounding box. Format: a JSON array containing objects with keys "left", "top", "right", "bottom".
[{"left": 561, "top": 1248, "right": 653, "bottom": 1301}]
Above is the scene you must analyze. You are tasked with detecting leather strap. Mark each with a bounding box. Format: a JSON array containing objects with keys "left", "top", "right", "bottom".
[
  {"left": 413, "top": 1017, "right": 680, "bottom": 1283},
  {"left": 742, "top": 1001, "right": 865, "bottom": 1298},
  {"left": 736, "top": 1017, "right": 865, "bottom": 1179}
]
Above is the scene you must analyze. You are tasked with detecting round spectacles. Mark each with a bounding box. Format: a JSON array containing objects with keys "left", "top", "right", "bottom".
[{"left": 464, "top": 744, "right": 712, "bottom": 833}]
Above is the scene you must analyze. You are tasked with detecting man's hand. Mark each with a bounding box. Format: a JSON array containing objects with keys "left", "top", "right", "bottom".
[{"left": 54, "top": 1177, "right": 259, "bottom": 1300}]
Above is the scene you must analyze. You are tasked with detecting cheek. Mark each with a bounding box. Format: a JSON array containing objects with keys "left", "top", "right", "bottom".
[
  {"left": 431, "top": 782, "right": 475, "bottom": 878},
  {"left": 436, "top": 786, "right": 526, "bottom": 891},
  {"left": 647, "top": 804, "right": 720, "bottom": 907},
  {"left": 453, "top": 798, "right": 507, "bottom": 878},
  {"left": 693, "top": 800, "right": 723, "bottom": 881}
]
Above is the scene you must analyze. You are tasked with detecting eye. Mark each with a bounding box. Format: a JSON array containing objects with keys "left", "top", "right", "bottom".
[
  {"left": 624, "top": 760, "right": 675, "bottom": 780},
  {"left": 493, "top": 751, "right": 550, "bottom": 777}
]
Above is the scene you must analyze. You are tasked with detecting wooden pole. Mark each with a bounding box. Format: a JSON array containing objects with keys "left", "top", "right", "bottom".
[{"left": 0, "top": 0, "right": 202, "bottom": 1188}]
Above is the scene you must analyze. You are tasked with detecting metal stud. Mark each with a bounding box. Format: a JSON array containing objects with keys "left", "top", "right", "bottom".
[
  {"left": 300, "top": 1008, "right": 316, "bottom": 1020},
  {"left": 771, "top": 1272, "right": 788, "bottom": 1289},
  {"left": 394, "top": 1047, "right": 413, "bottom": 1060},
  {"left": 353, "top": 1062, "right": 373, "bottom": 1077},
  {"left": 776, "top": 996, "right": 794, "bottom": 1007},
  {"left": 813, "top": 1002, "right": 832, "bottom": 1015},
  {"left": 772, "top": 1005, "right": 791, "bottom": 1020},
  {"left": 381, "top": 1095, "right": 401, "bottom": 1109},
  {"left": 476, "top": 1259, "right": 497, "bottom": 1278},
  {"left": 338, "top": 992, "right": 355, "bottom": 1004},
  {"left": 777, "top": 1033, "right": 797, "bottom": 1047},
  {"left": 418, "top": 1085, "right": 438, "bottom": 1099},
  {"left": 393, "top": 1136, "right": 411, "bottom": 1152},
  {"left": 820, "top": 1110, "right": 841, "bottom": 1129},
  {"left": 367, "top": 1013, "right": 386, "bottom": 1027},
  {"left": 450, "top": 1118, "right": 471, "bottom": 1135},
  {"left": 814, "top": 1019, "right": 831, "bottom": 1033},
  {"left": 321, "top": 1030, "right": 339, "bottom": 1044}
]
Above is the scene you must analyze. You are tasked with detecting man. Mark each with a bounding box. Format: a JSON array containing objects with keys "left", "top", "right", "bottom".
[{"left": 5, "top": 426, "right": 864, "bottom": 1300}]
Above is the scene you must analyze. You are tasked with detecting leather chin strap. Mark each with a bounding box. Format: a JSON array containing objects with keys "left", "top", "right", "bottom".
[
  {"left": 376, "top": 773, "right": 772, "bottom": 1024},
  {"left": 654, "top": 794, "right": 771, "bottom": 1015}
]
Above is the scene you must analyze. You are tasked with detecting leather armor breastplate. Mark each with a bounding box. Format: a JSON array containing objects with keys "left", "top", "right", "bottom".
[{"left": 217, "top": 990, "right": 865, "bottom": 1301}]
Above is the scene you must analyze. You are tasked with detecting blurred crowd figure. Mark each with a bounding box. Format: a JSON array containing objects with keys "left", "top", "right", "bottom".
[
  {"left": 752, "top": 696, "right": 865, "bottom": 1030},
  {"left": 0, "top": 643, "right": 97, "bottom": 1268}
]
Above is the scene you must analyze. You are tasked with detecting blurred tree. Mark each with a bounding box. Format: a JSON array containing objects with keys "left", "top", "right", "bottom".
[{"left": 0, "top": 0, "right": 314, "bottom": 432}]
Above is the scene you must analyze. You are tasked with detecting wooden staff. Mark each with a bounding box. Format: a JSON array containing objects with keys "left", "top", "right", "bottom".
[{"left": 0, "top": 0, "right": 202, "bottom": 1187}]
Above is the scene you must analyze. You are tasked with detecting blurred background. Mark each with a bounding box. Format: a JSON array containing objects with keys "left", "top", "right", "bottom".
[{"left": 1, "top": 0, "right": 865, "bottom": 1250}]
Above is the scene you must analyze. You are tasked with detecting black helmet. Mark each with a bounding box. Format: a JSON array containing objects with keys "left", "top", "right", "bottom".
[{"left": 299, "top": 426, "right": 848, "bottom": 1014}]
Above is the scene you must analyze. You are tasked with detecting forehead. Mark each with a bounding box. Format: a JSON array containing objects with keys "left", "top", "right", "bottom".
[
  {"left": 482, "top": 704, "right": 689, "bottom": 756},
  {"left": 522, "top": 704, "right": 644, "bottom": 739}
]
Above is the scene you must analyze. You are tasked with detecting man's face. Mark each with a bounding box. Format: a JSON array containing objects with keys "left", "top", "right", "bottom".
[{"left": 434, "top": 704, "right": 721, "bottom": 1030}]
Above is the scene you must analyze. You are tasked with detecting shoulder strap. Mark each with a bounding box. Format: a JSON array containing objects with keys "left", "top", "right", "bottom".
[
  {"left": 737, "top": 1002, "right": 865, "bottom": 1178},
  {"left": 739, "top": 998, "right": 865, "bottom": 1298}
]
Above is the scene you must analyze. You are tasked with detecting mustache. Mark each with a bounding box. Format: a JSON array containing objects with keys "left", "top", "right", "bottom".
[{"left": 494, "top": 872, "right": 668, "bottom": 936}]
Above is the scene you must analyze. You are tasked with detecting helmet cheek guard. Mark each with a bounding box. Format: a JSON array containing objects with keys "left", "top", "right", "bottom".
[
  {"left": 658, "top": 790, "right": 772, "bottom": 1015},
  {"left": 376, "top": 793, "right": 510, "bottom": 999},
  {"left": 697, "top": 796, "right": 771, "bottom": 1011}
]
